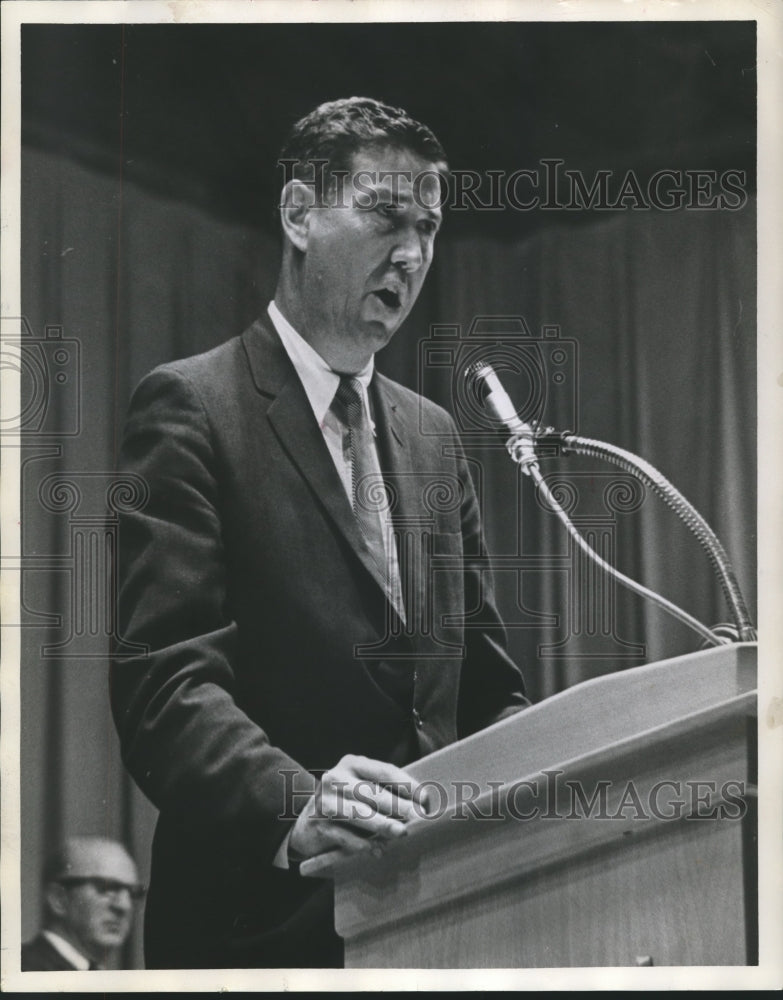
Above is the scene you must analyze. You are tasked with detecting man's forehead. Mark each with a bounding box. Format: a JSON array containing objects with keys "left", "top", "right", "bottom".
[
  {"left": 62, "top": 839, "right": 138, "bottom": 883},
  {"left": 348, "top": 146, "right": 445, "bottom": 208}
]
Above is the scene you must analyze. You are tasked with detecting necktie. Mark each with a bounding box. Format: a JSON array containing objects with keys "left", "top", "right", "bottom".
[{"left": 331, "top": 376, "right": 406, "bottom": 624}]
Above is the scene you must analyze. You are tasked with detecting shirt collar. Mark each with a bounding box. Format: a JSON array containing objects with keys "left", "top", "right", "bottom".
[
  {"left": 267, "top": 301, "right": 374, "bottom": 428},
  {"left": 42, "top": 930, "right": 93, "bottom": 971}
]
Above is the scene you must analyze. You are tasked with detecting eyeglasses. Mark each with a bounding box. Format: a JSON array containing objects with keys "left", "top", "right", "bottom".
[{"left": 57, "top": 877, "right": 147, "bottom": 901}]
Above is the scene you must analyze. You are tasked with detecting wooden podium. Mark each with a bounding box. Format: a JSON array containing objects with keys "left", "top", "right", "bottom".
[{"left": 303, "top": 643, "right": 757, "bottom": 968}]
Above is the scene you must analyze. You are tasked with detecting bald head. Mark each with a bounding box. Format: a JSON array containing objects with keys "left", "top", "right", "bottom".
[
  {"left": 43, "top": 837, "right": 140, "bottom": 966},
  {"left": 45, "top": 837, "right": 138, "bottom": 886}
]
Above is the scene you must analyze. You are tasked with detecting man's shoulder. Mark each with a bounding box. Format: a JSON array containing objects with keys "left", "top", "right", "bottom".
[
  {"left": 131, "top": 316, "right": 272, "bottom": 404},
  {"left": 145, "top": 326, "right": 250, "bottom": 386},
  {"left": 21, "top": 933, "right": 76, "bottom": 972}
]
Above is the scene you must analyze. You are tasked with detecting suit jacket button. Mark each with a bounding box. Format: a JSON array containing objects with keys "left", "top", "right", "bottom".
[{"left": 413, "top": 708, "right": 423, "bottom": 728}]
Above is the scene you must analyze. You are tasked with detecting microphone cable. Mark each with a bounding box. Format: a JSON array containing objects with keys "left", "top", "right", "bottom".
[
  {"left": 556, "top": 432, "right": 756, "bottom": 643},
  {"left": 466, "top": 359, "right": 750, "bottom": 647},
  {"left": 526, "top": 459, "right": 731, "bottom": 648}
]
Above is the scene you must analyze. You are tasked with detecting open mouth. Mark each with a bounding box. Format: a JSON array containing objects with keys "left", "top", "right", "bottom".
[{"left": 373, "top": 288, "right": 401, "bottom": 310}]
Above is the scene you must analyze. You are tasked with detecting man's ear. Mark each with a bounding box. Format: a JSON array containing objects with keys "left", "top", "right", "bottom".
[
  {"left": 45, "top": 882, "right": 69, "bottom": 919},
  {"left": 279, "top": 179, "right": 315, "bottom": 253}
]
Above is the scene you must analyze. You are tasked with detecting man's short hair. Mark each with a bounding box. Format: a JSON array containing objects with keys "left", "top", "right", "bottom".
[
  {"left": 277, "top": 96, "right": 449, "bottom": 204},
  {"left": 41, "top": 842, "right": 73, "bottom": 921},
  {"left": 42, "top": 843, "right": 71, "bottom": 886}
]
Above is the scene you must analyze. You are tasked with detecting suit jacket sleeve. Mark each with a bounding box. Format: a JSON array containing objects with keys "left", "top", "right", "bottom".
[{"left": 110, "top": 366, "right": 317, "bottom": 860}]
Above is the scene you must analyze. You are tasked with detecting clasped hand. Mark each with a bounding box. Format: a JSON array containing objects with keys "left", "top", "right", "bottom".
[{"left": 288, "top": 754, "right": 430, "bottom": 863}]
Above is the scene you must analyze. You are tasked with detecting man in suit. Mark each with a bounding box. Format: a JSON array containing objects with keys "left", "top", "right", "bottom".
[
  {"left": 110, "top": 97, "right": 528, "bottom": 969},
  {"left": 22, "top": 837, "right": 141, "bottom": 971}
]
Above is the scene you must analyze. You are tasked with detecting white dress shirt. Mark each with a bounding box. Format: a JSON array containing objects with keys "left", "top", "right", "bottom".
[{"left": 42, "top": 930, "right": 92, "bottom": 971}]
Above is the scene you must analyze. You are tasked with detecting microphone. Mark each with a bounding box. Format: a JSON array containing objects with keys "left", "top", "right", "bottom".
[
  {"left": 465, "top": 360, "right": 539, "bottom": 471},
  {"left": 465, "top": 360, "right": 533, "bottom": 438}
]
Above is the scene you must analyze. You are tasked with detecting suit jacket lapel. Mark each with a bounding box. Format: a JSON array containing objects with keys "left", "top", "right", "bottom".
[
  {"left": 372, "top": 374, "right": 442, "bottom": 637},
  {"left": 371, "top": 372, "right": 467, "bottom": 728},
  {"left": 242, "top": 317, "right": 396, "bottom": 604},
  {"left": 372, "top": 375, "right": 420, "bottom": 523}
]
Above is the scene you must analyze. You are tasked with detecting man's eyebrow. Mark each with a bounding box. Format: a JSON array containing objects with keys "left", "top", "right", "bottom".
[
  {"left": 374, "top": 183, "right": 411, "bottom": 203},
  {"left": 375, "top": 187, "right": 443, "bottom": 212},
  {"left": 367, "top": 178, "right": 444, "bottom": 223}
]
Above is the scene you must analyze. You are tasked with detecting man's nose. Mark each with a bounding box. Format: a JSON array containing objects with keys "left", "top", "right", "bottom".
[
  {"left": 108, "top": 888, "right": 133, "bottom": 912},
  {"left": 390, "top": 229, "right": 424, "bottom": 272}
]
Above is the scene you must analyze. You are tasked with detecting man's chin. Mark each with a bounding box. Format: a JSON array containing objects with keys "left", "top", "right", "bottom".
[
  {"left": 329, "top": 317, "right": 404, "bottom": 372},
  {"left": 365, "top": 314, "right": 405, "bottom": 347},
  {"left": 362, "top": 297, "right": 408, "bottom": 334},
  {"left": 95, "top": 928, "right": 126, "bottom": 947}
]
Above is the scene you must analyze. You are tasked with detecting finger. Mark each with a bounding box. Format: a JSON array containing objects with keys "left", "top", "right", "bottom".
[
  {"left": 357, "top": 766, "right": 432, "bottom": 819},
  {"left": 318, "top": 774, "right": 418, "bottom": 819},
  {"left": 316, "top": 817, "right": 391, "bottom": 856},
  {"left": 298, "top": 848, "right": 352, "bottom": 878},
  {"left": 333, "top": 755, "right": 432, "bottom": 814},
  {"left": 341, "top": 755, "right": 419, "bottom": 796},
  {"left": 299, "top": 839, "right": 386, "bottom": 879},
  {"left": 293, "top": 809, "right": 380, "bottom": 861},
  {"left": 336, "top": 781, "right": 420, "bottom": 824},
  {"left": 316, "top": 793, "right": 410, "bottom": 840}
]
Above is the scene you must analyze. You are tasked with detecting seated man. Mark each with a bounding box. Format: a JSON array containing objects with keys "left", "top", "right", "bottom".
[{"left": 22, "top": 836, "right": 142, "bottom": 971}]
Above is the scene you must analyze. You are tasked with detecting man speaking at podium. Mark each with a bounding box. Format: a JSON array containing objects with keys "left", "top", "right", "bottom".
[{"left": 111, "top": 97, "right": 528, "bottom": 969}]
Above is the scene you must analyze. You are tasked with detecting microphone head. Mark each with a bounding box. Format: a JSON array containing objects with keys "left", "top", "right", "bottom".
[
  {"left": 464, "top": 359, "right": 500, "bottom": 406},
  {"left": 464, "top": 359, "right": 495, "bottom": 385},
  {"left": 464, "top": 358, "right": 532, "bottom": 437},
  {"left": 464, "top": 358, "right": 511, "bottom": 406}
]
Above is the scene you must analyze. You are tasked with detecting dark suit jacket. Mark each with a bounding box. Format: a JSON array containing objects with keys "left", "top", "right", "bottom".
[
  {"left": 21, "top": 933, "right": 79, "bottom": 972},
  {"left": 110, "top": 316, "right": 527, "bottom": 968}
]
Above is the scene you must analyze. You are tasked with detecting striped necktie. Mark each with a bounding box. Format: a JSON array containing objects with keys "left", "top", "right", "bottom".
[{"left": 331, "top": 376, "right": 406, "bottom": 624}]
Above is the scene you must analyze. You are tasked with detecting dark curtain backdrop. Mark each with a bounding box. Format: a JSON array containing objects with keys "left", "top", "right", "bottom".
[{"left": 18, "top": 24, "right": 756, "bottom": 968}]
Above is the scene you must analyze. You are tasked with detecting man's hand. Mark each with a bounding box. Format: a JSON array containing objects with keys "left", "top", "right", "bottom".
[{"left": 288, "top": 754, "right": 429, "bottom": 863}]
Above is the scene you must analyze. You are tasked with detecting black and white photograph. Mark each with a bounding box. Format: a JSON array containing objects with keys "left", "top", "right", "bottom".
[{"left": 1, "top": 0, "right": 781, "bottom": 991}]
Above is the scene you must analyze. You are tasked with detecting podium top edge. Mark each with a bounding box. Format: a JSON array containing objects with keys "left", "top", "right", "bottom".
[{"left": 413, "top": 642, "right": 757, "bottom": 772}]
